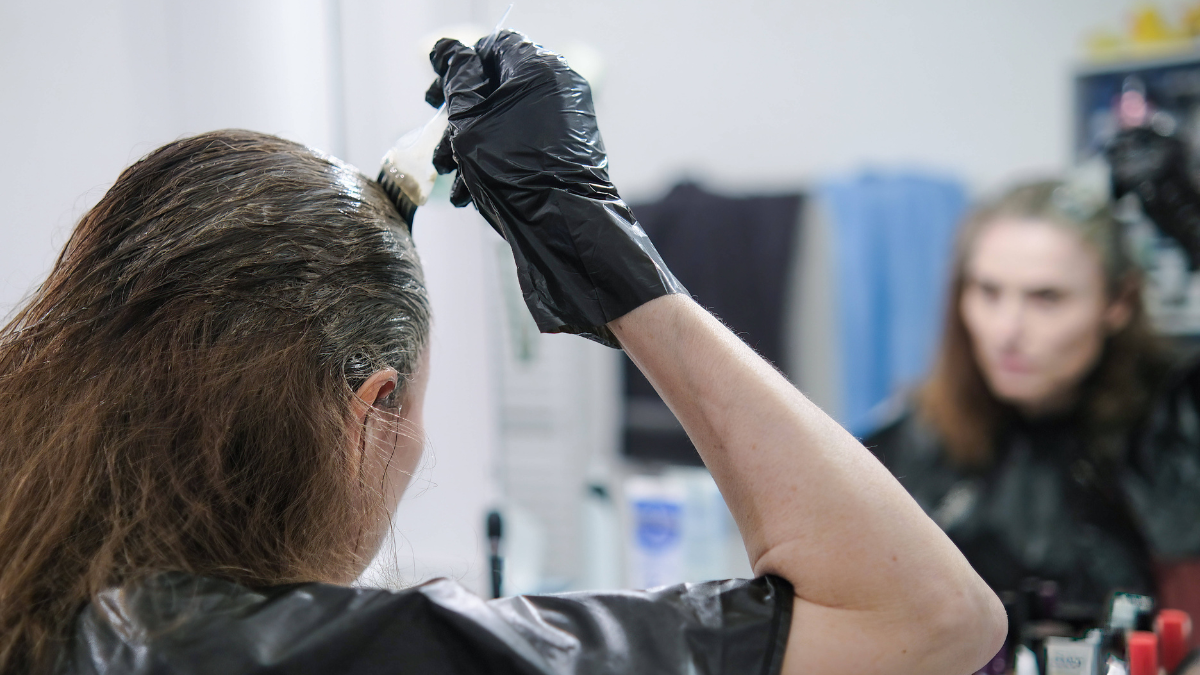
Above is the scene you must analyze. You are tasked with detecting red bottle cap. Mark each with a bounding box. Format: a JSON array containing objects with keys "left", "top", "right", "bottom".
[
  {"left": 1128, "top": 631, "right": 1158, "bottom": 675},
  {"left": 1156, "top": 609, "right": 1192, "bottom": 674}
]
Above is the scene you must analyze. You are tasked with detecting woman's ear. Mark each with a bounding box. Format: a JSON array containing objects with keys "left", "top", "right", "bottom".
[
  {"left": 353, "top": 368, "right": 400, "bottom": 420},
  {"left": 1104, "top": 279, "right": 1137, "bottom": 334}
]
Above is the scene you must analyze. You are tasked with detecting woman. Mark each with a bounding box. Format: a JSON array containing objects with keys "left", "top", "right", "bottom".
[
  {"left": 868, "top": 179, "right": 1200, "bottom": 615},
  {"left": 0, "top": 32, "right": 1005, "bottom": 675}
]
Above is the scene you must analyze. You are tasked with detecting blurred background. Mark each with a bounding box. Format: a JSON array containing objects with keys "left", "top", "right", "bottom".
[{"left": 2, "top": 0, "right": 1194, "bottom": 597}]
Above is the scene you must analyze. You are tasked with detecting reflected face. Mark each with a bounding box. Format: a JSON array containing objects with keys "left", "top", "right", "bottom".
[{"left": 960, "top": 218, "right": 1127, "bottom": 416}]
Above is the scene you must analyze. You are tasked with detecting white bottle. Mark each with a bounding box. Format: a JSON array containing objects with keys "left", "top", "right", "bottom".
[{"left": 625, "top": 474, "right": 686, "bottom": 589}]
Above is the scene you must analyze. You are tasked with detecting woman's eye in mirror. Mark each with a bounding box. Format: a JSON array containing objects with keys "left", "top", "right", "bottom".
[
  {"left": 1027, "top": 288, "right": 1065, "bottom": 306},
  {"left": 967, "top": 280, "right": 1001, "bottom": 303}
]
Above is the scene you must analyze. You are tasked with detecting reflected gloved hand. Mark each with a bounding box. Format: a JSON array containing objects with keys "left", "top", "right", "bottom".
[
  {"left": 425, "top": 30, "right": 686, "bottom": 347},
  {"left": 1107, "top": 126, "right": 1200, "bottom": 269}
]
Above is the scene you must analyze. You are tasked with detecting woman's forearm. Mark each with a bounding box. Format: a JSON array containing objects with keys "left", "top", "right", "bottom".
[{"left": 610, "top": 294, "right": 1005, "bottom": 675}]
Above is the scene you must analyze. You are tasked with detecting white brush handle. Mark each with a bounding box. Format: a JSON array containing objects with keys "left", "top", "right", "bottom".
[{"left": 380, "top": 105, "right": 450, "bottom": 207}]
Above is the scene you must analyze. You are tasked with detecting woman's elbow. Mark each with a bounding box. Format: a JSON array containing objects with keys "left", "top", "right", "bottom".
[{"left": 919, "top": 575, "right": 1008, "bottom": 674}]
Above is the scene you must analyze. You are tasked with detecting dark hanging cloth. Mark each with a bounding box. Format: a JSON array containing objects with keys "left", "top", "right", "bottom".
[
  {"left": 624, "top": 183, "right": 802, "bottom": 465},
  {"left": 57, "top": 572, "right": 794, "bottom": 675}
]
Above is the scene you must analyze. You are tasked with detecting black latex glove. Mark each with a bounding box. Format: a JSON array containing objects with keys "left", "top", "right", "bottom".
[
  {"left": 1107, "top": 126, "right": 1200, "bottom": 270},
  {"left": 425, "top": 30, "right": 686, "bottom": 348}
]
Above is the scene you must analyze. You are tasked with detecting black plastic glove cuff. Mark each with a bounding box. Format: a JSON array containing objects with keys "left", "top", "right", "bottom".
[{"left": 481, "top": 185, "right": 686, "bottom": 346}]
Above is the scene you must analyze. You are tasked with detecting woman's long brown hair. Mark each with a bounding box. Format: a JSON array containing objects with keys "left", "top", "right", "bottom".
[
  {"left": 0, "top": 130, "right": 430, "bottom": 672},
  {"left": 918, "top": 180, "right": 1166, "bottom": 469}
]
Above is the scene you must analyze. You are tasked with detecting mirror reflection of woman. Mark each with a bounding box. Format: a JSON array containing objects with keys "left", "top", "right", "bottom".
[{"left": 869, "top": 180, "right": 1200, "bottom": 613}]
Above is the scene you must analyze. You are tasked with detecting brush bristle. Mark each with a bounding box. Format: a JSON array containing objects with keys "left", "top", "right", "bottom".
[{"left": 377, "top": 170, "right": 417, "bottom": 231}]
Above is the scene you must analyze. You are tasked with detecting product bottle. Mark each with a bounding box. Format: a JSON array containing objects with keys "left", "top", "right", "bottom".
[
  {"left": 1127, "top": 631, "right": 1158, "bottom": 675},
  {"left": 1156, "top": 609, "right": 1191, "bottom": 674}
]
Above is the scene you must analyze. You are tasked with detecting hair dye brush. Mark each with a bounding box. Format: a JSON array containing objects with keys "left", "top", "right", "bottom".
[
  {"left": 377, "top": 104, "right": 449, "bottom": 230},
  {"left": 378, "top": 7, "right": 511, "bottom": 229}
]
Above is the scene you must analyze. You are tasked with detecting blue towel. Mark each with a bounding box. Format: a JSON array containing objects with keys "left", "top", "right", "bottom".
[{"left": 822, "top": 172, "right": 966, "bottom": 435}]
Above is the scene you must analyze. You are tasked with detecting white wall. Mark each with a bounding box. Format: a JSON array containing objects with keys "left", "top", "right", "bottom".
[
  {"left": 463, "top": 0, "right": 1135, "bottom": 201},
  {"left": 0, "top": 0, "right": 343, "bottom": 312}
]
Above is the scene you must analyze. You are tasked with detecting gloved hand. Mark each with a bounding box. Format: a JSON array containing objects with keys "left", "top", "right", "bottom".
[
  {"left": 425, "top": 30, "right": 686, "bottom": 348},
  {"left": 1107, "top": 126, "right": 1200, "bottom": 270},
  {"left": 1107, "top": 126, "right": 1188, "bottom": 199}
]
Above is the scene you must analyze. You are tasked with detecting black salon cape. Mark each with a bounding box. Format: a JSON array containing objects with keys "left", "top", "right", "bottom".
[
  {"left": 57, "top": 572, "right": 793, "bottom": 675},
  {"left": 865, "top": 356, "right": 1200, "bottom": 612}
]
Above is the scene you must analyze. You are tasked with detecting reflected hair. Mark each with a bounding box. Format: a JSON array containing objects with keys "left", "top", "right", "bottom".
[
  {"left": 918, "top": 179, "right": 1166, "bottom": 468},
  {"left": 0, "top": 130, "right": 430, "bottom": 672}
]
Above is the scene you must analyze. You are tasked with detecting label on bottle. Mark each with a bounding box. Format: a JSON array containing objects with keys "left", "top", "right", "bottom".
[{"left": 1046, "top": 637, "right": 1098, "bottom": 675}]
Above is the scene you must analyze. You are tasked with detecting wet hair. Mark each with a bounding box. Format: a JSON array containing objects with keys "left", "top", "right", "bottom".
[
  {"left": 918, "top": 179, "right": 1166, "bottom": 468},
  {"left": 0, "top": 130, "right": 430, "bottom": 672}
]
